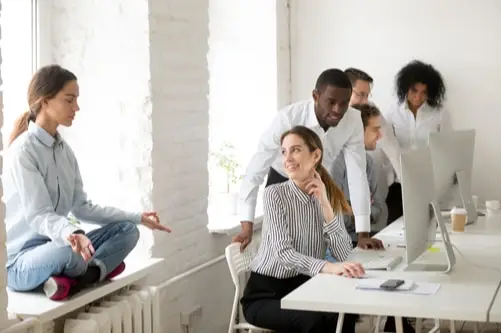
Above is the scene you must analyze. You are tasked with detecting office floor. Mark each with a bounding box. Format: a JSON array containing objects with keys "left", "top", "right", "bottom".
[{"left": 357, "top": 316, "right": 501, "bottom": 333}]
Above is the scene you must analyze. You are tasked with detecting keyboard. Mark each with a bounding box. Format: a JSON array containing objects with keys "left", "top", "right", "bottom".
[{"left": 348, "top": 253, "right": 403, "bottom": 271}]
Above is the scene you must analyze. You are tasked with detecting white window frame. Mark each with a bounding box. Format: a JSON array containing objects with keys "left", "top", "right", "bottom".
[{"left": 1, "top": 0, "right": 41, "bottom": 314}]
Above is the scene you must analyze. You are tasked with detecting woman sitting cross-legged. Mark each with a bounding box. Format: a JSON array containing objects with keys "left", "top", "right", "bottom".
[
  {"left": 4, "top": 64, "right": 171, "bottom": 301},
  {"left": 240, "top": 125, "right": 364, "bottom": 333}
]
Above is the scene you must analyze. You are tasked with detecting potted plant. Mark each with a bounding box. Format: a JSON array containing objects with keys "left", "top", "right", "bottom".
[{"left": 210, "top": 141, "right": 241, "bottom": 214}]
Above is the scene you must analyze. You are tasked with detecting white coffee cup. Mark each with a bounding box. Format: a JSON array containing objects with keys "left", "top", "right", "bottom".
[
  {"left": 472, "top": 195, "right": 479, "bottom": 210},
  {"left": 451, "top": 207, "right": 467, "bottom": 232}
]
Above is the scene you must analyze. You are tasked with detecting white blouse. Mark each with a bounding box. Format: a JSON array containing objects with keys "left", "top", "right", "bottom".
[
  {"left": 384, "top": 102, "right": 451, "bottom": 150},
  {"left": 379, "top": 102, "right": 452, "bottom": 184}
]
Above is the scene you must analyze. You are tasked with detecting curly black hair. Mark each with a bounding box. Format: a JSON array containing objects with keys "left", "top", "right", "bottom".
[{"left": 395, "top": 60, "right": 446, "bottom": 109}]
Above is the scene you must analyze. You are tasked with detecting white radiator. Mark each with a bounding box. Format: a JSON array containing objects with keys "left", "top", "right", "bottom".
[{"left": 62, "top": 286, "right": 159, "bottom": 333}]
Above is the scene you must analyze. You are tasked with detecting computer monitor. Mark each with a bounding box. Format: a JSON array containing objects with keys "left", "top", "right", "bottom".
[
  {"left": 428, "top": 129, "right": 477, "bottom": 224},
  {"left": 400, "top": 147, "right": 455, "bottom": 273}
]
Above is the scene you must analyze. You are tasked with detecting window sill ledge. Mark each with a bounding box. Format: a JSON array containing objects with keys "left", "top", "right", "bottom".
[
  {"left": 207, "top": 214, "right": 264, "bottom": 235},
  {"left": 7, "top": 257, "right": 164, "bottom": 323}
]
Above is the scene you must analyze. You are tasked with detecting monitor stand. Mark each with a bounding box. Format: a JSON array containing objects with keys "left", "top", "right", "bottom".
[
  {"left": 455, "top": 170, "right": 478, "bottom": 224},
  {"left": 404, "top": 201, "right": 456, "bottom": 274}
]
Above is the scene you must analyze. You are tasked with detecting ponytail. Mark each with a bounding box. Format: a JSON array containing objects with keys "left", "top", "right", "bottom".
[
  {"left": 317, "top": 165, "right": 352, "bottom": 215},
  {"left": 9, "top": 111, "right": 32, "bottom": 147}
]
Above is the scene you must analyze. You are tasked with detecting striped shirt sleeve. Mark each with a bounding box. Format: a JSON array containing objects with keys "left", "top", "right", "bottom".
[
  {"left": 324, "top": 214, "right": 353, "bottom": 262},
  {"left": 263, "top": 186, "right": 327, "bottom": 276}
]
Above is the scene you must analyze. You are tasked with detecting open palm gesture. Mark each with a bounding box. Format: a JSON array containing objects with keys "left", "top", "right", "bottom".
[{"left": 141, "top": 212, "right": 172, "bottom": 232}]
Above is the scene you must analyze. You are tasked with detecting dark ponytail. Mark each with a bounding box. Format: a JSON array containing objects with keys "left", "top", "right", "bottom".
[{"left": 9, "top": 111, "right": 32, "bottom": 146}]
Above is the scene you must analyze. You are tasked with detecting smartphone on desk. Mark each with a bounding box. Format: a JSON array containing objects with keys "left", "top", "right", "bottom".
[{"left": 380, "top": 279, "right": 405, "bottom": 290}]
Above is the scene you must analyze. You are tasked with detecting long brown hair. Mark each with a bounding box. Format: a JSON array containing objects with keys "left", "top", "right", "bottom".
[
  {"left": 9, "top": 65, "right": 77, "bottom": 146},
  {"left": 280, "top": 126, "right": 352, "bottom": 215}
]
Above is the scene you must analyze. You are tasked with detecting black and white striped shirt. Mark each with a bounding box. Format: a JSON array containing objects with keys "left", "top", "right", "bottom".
[{"left": 250, "top": 180, "right": 353, "bottom": 279}]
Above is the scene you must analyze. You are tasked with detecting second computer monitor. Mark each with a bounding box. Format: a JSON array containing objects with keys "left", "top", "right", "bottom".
[
  {"left": 400, "top": 147, "right": 455, "bottom": 273},
  {"left": 428, "top": 129, "right": 476, "bottom": 223}
]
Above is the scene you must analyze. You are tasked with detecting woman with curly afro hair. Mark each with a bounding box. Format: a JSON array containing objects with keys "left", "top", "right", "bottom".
[
  {"left": 383, "top": 60, "right": 452, "bottom": 225},
  {"left": 386, "top": 60, "right": 451, "bottom": 149}
]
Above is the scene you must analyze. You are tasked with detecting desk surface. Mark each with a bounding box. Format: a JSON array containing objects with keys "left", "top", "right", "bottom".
[
  {"left": 282, "top": 213, "right": 501, "bottom": 322},
  {"left": 282, "top": 259, "right": 501, "bottom": 322}
]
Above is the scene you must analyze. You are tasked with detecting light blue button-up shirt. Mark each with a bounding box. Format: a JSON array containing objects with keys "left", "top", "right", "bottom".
[{"left": 3, "top": 122, "right": 142, "bottom": 267}]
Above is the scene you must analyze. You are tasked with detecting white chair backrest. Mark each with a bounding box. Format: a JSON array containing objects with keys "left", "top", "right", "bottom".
[{"left": 225, "top": 242, "right": 258, "bottom": 286}]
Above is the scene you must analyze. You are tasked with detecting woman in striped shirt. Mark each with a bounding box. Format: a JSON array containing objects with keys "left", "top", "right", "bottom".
[{"left": 240, "top": 126, "right": 364, "bottom": 333}]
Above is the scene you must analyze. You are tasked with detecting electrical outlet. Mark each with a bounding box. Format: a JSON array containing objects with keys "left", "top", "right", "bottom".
[{"left": 180, "top": 305, "right": 203, "bottom": 329}]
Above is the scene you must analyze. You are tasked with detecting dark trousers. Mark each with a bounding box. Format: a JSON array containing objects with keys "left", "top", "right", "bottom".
[
  {"left": 241, "top": 272, "right": 357, "bottom": 333},
  {"left": 265, "top": 167, "right": 289, "bottom": 187},
  {"left": 386, "top": 182, "right": 403, "bottom": 224},
  {"left": 384, "top": 317, "right": 415, "bottom": 333}
]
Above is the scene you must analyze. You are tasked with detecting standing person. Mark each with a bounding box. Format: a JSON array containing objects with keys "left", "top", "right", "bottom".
[
  {"left": 344, "top": 67, "right": 373, "bottom": 106},
  {"left": 232, "top": 68, "right": 383, "bottom": 251},
  {"left": 4, "top": 65, "right": 171, "bottom": 301},
  {"left": 384, "top": 60, "right": 449, "bottom": 223},
  {"left": 344, "top": 67, "right": 404, "bottom": 228}
]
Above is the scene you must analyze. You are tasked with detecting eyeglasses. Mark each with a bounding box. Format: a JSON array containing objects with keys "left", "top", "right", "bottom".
[{"left": 353, "top": 89, "right": 371, "bottom": 99}]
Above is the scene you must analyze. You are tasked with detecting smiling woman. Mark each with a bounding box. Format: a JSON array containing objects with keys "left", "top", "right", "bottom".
[{"left": 280, "top": 126, "right": 352, "bottom": 215}]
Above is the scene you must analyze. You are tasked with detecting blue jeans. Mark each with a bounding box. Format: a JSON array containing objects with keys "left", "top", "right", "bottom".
[
  {"left": 325, "top": 239, "right": 358, "bottom": 263},
  {"left": 7, "top": 221, "right": 139, "bottom": 292},
  {"left": 325, "top": 248, "right": 337, "bottom": 263}
]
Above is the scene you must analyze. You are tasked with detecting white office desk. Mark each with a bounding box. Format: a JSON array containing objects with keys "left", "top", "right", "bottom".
[
  {"left": 282, "top": 214, "right": 501, "bottom": 331},
  {"left": 282, "top": 257, "right": 501, "bottom": 322}
]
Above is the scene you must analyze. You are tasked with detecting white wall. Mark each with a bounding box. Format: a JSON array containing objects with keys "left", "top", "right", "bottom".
[{"left": 290, "top": 0, "right": 501, "bottom": 202}]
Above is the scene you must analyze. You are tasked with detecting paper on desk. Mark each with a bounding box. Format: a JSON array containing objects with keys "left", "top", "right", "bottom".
[
  {"left": 378, "top": 229, "right": 404, "bottom": 237},
  {"left": 355, "top": 279, "right": 440, "bottom": 295}
]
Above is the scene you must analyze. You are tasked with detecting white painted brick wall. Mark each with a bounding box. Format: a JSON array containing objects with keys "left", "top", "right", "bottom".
[
  {"left": 45, "top": 1, "right": 233, "bottom": 332},
  {"left": 0, "top": 0, "right": 8, "bottom": 327},
  {"left": 147, "top": 2, "right": 235, "bottom": 332}
]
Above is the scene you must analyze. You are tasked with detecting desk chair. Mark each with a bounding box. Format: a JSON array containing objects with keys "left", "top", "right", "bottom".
[{"left": 225, "top": 242, "right": 271, "bottom": 333}]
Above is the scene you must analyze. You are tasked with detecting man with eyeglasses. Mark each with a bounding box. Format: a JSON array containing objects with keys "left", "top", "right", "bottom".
[
  {"left": 344, "top": 68, "right": 373, "bottom": 105},
  {"left": 344, "top": 67, "right": 402, "bottom": 222}
]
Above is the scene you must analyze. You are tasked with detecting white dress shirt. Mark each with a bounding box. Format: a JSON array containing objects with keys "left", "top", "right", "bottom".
[
  {"left": 238, "top": 99, "right": 371, "bottom": 233},
  {"left": 379, "top": 102, "right": 452, "bottom": 183}
]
